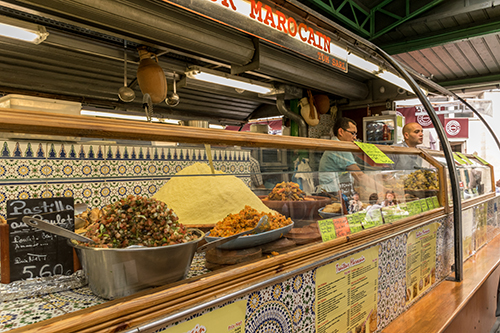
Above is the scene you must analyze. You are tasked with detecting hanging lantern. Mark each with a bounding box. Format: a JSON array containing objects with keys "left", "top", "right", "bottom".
[{"left": 136, "top": 46, "right": 167, "bottom": 104}]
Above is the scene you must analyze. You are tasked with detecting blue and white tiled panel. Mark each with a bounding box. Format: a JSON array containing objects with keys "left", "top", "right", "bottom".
[
  {"left": 155, "top": 271, "right": 316, "bottom": 333},
  {"left": 0, "top": 142, "right": 251, "bottom": 179},
  {"left": 0, "top": 176, "right": 252, "bottom": 219},
  {"left": 0, "top": 141, "right": 250, "bottom": 163}
]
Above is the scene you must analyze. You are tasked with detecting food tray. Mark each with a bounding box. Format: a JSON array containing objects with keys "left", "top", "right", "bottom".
[
  {"left": 318, "top": 207, "right": 342, "bottom": 219},
  {"left": 205, "top": 222, "right": 294, "bottom": 250}
]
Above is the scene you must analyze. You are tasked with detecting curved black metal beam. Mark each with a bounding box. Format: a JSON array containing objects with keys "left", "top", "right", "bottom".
[{"left": 376, "top": 51, "right": 464, "bottom": 282}]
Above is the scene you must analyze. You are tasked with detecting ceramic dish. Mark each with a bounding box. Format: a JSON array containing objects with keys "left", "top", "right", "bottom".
[
  {"left": 205, "top": 222, "right": 294, "bottom": 250},
  {"left": 318, "top": 207, "right": 342, "bottom": 219}
]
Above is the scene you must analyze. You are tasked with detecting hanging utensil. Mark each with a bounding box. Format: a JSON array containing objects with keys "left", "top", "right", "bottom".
[
  {"left": 166, "top": 71, "right": 180, "bottom": 106},
  {"left": 118, "top": 41, "right": 136, "bottom": 103}
]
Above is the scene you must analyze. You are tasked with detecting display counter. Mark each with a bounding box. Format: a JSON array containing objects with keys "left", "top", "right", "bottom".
[{"left": 0, "top": 108, "right": 498, "bottom": 333}]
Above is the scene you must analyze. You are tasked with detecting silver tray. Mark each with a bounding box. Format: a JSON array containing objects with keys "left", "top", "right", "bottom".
[{"left": 205, "top": 222, "right": 294, "bottom": 250}]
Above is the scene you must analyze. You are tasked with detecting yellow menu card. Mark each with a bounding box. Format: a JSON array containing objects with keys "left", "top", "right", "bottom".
[{"left": 316, "top": 246, "right": 379, "bottom": 333}]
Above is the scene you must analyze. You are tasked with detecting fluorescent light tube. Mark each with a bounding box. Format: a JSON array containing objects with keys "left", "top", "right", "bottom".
[
  {"left": 80, "top": 110, "right": 180, "bottom": 124},
  {"left": 0, "top": 16, "right": 48, "bottom": 44},
  {"left": 186, "top": 67, "right": 273, "bottom": 94}
]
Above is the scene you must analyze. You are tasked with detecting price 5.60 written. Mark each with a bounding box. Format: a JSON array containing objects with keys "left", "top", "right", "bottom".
[{"left": 22, "top": 264, "right": 71, "bottom": 279}]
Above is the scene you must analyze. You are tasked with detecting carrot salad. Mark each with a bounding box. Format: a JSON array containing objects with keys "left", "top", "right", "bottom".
[{"left": 210, "top": 205, "right": 292, "bottom": 237}]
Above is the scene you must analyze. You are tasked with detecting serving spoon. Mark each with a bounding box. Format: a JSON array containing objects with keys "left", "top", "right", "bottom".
[
  {"left": 196, "top": 215, "right": 270, "bottom": 253},
  {"left": 23, "top": 216, "right": 95, "bottom": 243}
]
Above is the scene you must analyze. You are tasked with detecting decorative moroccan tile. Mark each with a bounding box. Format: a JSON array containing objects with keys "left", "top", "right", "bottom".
[
  {"left": 0, "top": 299, "right": 67, "bottom": 332},
  {"left": 40, "top": 287, "right": 106, "bottom": 314}
]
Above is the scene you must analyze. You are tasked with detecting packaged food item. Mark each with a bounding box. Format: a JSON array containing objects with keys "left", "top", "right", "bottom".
[{"left": 83, "top": 195, "right": 199, "bottom": 248}]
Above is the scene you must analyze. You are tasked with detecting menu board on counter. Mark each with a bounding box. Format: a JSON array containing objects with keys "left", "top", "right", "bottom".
[
  {"left": 462, "top": 208, "right": 474, "bottom": 257},
  {"left": 405, "top": 223, "right": 439, "bottom": 304},
  {"left": 5, "top": 197, "right": 75, "bottom": 282},
  {"left": 474, "top": 203, "right": 488, "bottom": 250},
  {"left": 316, "top": 246, "right": 379, "bottom": 333},
  {"left": 164, "top": 300, "right": 246, "bottom": 332}
]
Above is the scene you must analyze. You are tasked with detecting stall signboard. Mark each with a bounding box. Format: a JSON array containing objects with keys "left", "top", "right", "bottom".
[
  {"left": 405, "top": 223, "right": 439, "bottom": 304},
  {"left": 164, "top": 300, "right": 246, "bottom": 332},
  {"left": 425, "top": 197, "right": 435, "bottom": 210},
  {"left": 453, "top": 152, "right": 467, "bottom": 165},
  {"left": 316, "top": 246, "right": 379, "bottom": 333},
  {"left": 5, "top": 197, "right": 75, "bottom": 282},
  {"left": 163, "top": 0, "right": 348, "bottom": 72},
  {"left": 354, "top": 142, "right": 394, "bottom": 164},
  {"left": 406, "top": 201, "right": 422, "bottom": 216},
  {"left": 456, "top": 152, "right": 473, "bottom": 165},
  {"left": 397, "top": 108, "right": 469, "bottom": 138},
  {"left": 418, "top": 198, "right": 429, "bottom": 212},
  {"left": 318, "top": 219, "right": 337, "bottom": 242},
  {"left": 473, "top": 154, "right": 489, "bottom": 165},
  {"left": 347, "top": 212, "right": 365, "bottom": 233}
]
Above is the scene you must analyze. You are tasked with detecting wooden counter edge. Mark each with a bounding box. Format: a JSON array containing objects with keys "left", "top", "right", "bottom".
[{"left": 382, "top": 233, "right": 500, "bottom": 333}]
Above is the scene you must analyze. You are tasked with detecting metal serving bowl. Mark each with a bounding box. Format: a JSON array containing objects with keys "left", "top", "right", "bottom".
[{"left": 69, "top": 229, "right": 204, "bottom": 300}]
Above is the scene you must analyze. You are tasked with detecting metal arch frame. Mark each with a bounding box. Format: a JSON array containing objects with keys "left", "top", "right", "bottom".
[
  {"left": 300, "top": 0, "right": 444, "bottom": 40},
  {"left": 377, "top": 49, "right": 464, "bottom": 281}
]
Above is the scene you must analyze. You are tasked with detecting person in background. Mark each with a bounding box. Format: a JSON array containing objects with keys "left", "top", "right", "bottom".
[
  {"left": 382, "top": 190, "right": 398, "bottom": 207},
  {"left": 249, "top": 155, "right": 266, "bottom": 189},
  {"left": 318, "top": 117, "right": 362, "bottom": 192},
  {"left": 318, "top": 117, "right": 386, "bottom": 196},
  {"left": 349, "top": 192, "right": 363, "bottom": 213},
  {"left": 392, "top": 122, "right": 424, "bottom": 170},
  {"left": 365, "top": 193, "right": 383, "bottom": 220},
  {"left": 496, "top": 179, "right": 500, "bottom": 194}
]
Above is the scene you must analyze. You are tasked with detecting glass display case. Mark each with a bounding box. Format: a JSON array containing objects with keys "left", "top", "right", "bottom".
[
  {"left": 363, "top": 113, "right": 405, "bottom": 145},
  {"left": 424, "top": 151, "right": 494, "bottom": 203}
]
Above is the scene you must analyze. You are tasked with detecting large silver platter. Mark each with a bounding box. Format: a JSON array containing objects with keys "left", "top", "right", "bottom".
[{"left": 205, "top": 222, "right": 294, "bottom": 250}]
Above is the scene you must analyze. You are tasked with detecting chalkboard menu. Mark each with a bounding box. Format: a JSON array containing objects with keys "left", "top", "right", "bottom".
[{"left": 6, "top": 197, "right": 75, "bottom": 282}]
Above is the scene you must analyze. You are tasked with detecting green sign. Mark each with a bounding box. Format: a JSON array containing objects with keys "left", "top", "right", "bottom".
[
  {"left": 453, "top": 152, "right": 466, "bottom": 165},
  {"left": 456, "top": 152, "right": 473, "bottom": 165},
  {"left": 364, "top": 209, "right": 383, "bottom": 228},
  {"left": 349, "top": 212, "right": 365, "bottom": 233},
  {"left": 354, "top": 141, "right": 394, "bottom": 164},
  {"left": 407, "top": 201, "right": 422, "bottom": 216},
  {"left": 317, "top": 219, "right": 336, "bottom": 242},
  {"left": 419, "top": 198, "right": 429, "bottom": 212},
  {"left": 473, "top": 154, "right": 489, "bottom": 165},
  {"left": 432, "top": 196, "right": 440, "bottom": 208},
  {"left": 426, "top": 197, "right": 435, "bottom": 210}
]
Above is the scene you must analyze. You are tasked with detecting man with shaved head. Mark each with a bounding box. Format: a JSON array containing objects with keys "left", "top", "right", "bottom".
[{"left": 392, "top": 122, "right": 424, "bottom": 170}]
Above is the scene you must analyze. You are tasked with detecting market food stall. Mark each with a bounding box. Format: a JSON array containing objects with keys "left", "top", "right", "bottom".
[
  {"left": 0, "top": 108, "right": 497, "bottom": 333},
  {"left": 0, "top": 0, "right": 499, "bottom": 332}
]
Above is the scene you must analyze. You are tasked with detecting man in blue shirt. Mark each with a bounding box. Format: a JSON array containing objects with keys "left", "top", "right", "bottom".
[{"left": 318, "top": 117, "right": 362, "bottom": 192}]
